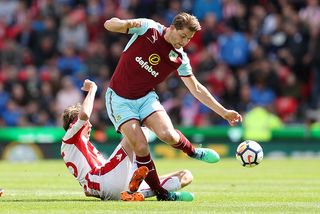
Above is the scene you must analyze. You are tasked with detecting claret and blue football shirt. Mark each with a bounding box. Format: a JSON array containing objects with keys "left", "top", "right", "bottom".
[{"left": 109, "top": 19, "right": 193, "bottom": 99}]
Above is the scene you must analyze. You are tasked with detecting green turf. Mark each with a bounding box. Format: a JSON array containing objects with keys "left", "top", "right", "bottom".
[{"left": 0, "top": 158, "right": 319, "bottom": 213}]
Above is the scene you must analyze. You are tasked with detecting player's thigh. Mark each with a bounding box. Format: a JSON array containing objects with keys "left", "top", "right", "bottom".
[
  {"left": 144, "top": 110, "right": 175, "bottom": 131},
  {"left": 143, "top": 110, "right": 179, "bottom": 144},
  {"left": 105, "top": 88, "right": 140, "bottom": 131},
  {"left": 120, "top": 120, "right": 150, "bottom": 156},
  {"left": 99, "top": 145, "right": 133, "bottom": 200},
  {"left": 140, "top": 91, "right": 174, "bottom": 130},
  {"left": 99, "top": 159, "right": 132, "bottom": 200},
  {"left": 139, "top": 91, "right": 166, "bottom": 122}
]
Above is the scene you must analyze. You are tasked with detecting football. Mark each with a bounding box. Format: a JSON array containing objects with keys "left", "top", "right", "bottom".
[{"left": 236, "top": 140, "right": 263, "bottom": 167}]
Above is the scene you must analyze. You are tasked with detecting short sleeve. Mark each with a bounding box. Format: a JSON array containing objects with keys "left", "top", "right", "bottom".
[
  {"left": 177, "top": 50, "right": 193, "bottom": 76},
  {"left": 62, "top": 118, "right": 87, "bottom": 142},
  {"left": 128, "top": 19, "right": 163, "bottom": 35}
]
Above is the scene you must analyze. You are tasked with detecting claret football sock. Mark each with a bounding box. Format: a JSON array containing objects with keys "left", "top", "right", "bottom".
[
  {"left": 136, "top": 154, "right": 163, "bottom": 193},
  {"left": 171, "top": 129, "right": 195, "bottom": 156}
]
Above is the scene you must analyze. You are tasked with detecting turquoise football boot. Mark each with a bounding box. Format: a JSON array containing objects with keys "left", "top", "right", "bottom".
[{"left": 192, "top": 148, "right": 220, "bottom": 163}]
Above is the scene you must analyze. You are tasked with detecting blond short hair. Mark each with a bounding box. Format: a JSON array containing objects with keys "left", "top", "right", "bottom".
[
  {"left": 62, "top": 103, "right": 81, "bottom": 131},
  {"left": 172, "top": 12, "right": 201, "bottom": 32}
]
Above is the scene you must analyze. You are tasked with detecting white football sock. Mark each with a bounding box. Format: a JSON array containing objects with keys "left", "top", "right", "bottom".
[{"left": 139, "top": 176, "right": 181, "bottom": 198}]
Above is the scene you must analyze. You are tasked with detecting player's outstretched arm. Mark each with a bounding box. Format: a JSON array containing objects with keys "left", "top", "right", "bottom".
[
  {"left": 104, "top": 17, "right": 141, "bottom": 33},
  {"left": 79, "top": 79, "right": 97, "bottom": 121},
  {"left": 181, "top": 76, "right": 242, "bottom": 126},
  {"left": 159, "top": 169, "right": 193, "bottom": 188}
]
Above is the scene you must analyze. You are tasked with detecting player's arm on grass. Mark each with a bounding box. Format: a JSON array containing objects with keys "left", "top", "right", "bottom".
[
  {"left": 84, "top": 191, "right": 101, "bottom": 199},
  {"left": 104, "top": 17, "right": 141, "bottom": 33},
  {"left": 78, "top": 79, "right": 97, "bottom": 121},
  {"left": 181, "top": 75, "right": 242, "bottom": 126}
]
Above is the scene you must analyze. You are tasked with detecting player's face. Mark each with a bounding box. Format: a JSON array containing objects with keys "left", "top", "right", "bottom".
[{"left": 170, "top": 26, "right": 195, "bottom": 49}]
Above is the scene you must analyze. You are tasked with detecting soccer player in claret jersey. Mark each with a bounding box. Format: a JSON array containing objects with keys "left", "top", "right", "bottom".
[
  {"left": 103, "top": 12, "right": 243, "bottom": 200},
  {"left": 61, "top": 79, "right": 194, "bottom": 201}
]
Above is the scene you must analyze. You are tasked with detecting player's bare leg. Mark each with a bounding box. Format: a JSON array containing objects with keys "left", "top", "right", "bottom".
[
  {"left": 120, "top": 120, "right": 169, "bottom": 200},
  {"left": 145, "top": 111, "right": 220, "bottom": 163},
  {"left": 134, "top": 169, "right": 195, "bottom": 201},
  {"left": 159, "top": 169, "right": 193, "bottom": 188},
  {"left": 0, "top": 189, "right": 4, "bottom": 197},
  {"left": 140, "top": 170, "right": 194, "bottom": 199}
]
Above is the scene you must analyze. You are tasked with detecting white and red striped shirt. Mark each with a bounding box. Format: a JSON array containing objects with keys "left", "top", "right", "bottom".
[{"left": 61, "top": 118, "right": 107, "bottom": 188}]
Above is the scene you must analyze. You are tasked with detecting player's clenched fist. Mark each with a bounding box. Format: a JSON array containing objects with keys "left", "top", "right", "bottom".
[
  {"left": 81, "top": 79, "right": 97, "bottom": 92},
  {"left": 223, "top": 110, "right": 242, "bottom": 126}
]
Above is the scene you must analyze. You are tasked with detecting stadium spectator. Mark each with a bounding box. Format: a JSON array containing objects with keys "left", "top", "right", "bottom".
[
  {"left": 299, "top": 0, "right": 320, "bottom": 32},
  {"left": 0, "top": 0, "right": 19, "bottom": 25},
  {"left": 163, "top": 0, "right": 182, "bottom": 25},
  {"left": 33, "top": 17, "right": 59, "bottom": 66},
  {"left": 103, "top": 12, "right": 241, "bottom": 200},
  {"left": 307, "top": 25, "right": 320, "bottom": 109},
  {"left": 217, "top": 21, "right": 250, "bottom": 68},
  {"left": 0, "top": 82, "right": 9, "bottom": 113},
  {"left": 57, "top": 45, "right": 83, "bottom": 76},
  {"left": 1, "top": 99, "right": 23, "bottom": 126},
  {"left": 200, "top": 12, "right": 219, "bottom": 47},
  {"left": 243, "top": 106, "right": 283, "bottom": 142},
  {"left": 55, "top": 75, "right": 82, "bottom": 114},
  {"left": 0, "top": 39, "right": 22, "bottom": 67},
  {"left": 224, "top": 0, "right": 248, "bottom": 32},
  {"left": 15, "top": 19, "right": 37, "bottom": 51},
  {"left": 236, "top": 84, "right": 254, "bottom": 115},
  {"left": 61, "top": 79, "right": 194, "bottom": 201},
  {"left": 58, "top": 9, "right": 88, "bottom": 52},
  {"left": 83, "top": 41, "right": 106, "bottom": 78},
  {"left": 192, "top": 0, "right": 223, "bottom": 22},
  {"left": 250, "top": 76, "right": 276, "bottom": 108}
]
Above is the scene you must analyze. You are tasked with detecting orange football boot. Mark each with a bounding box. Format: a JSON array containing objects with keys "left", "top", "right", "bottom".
[
  {"left": 129, "top": 166, "right": 149, "bottom": 192},
  {"left": 120, "top": 191, "right": 144, "bottom": 201}
]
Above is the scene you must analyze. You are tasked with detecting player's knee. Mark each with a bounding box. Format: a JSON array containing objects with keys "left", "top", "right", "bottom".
[
  {"left": 133, "top": 142, "right": 150, "bottom": 156},
  {"left": 157, "top": 129, "right": 177, "bottom": 144},
  {"left": 181, "top": 169, "right": 193, "bottom": 187}
]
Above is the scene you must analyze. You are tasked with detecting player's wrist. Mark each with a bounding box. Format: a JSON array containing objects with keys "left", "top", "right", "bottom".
[
  {"left": 218, "top": 108, "right": 228, "bottom": 119},
  {"left": 89, "top": 85, "right": 97, "bottom": 91},
  {"left": 125, "top": 20, "right": 132, "bottom": 28}
]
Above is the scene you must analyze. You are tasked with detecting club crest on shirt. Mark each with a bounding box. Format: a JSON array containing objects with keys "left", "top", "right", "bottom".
[
  {"left": 115, "top": 115, "right": 122, "bottom": 122},
  {"left": 169, "top": 50, "right": 179, "bottom": 62},
  {"left": 116, "top": 153, "right": 122, "bottom": 161}
]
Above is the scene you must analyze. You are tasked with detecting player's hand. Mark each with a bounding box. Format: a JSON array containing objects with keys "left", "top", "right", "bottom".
[
  {"left": 126, "top": 19, "right": 141, "bottom": 28},
  {"left": 223, "top": 110, "right": 242, "bottom": 126},
  {"left": 81, "top": 79, "right": 97, "bottom": 92}
]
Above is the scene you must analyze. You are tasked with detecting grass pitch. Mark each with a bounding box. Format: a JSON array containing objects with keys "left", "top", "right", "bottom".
[{"left": 0, "top": 158, "right": 319, "bottom": 214}]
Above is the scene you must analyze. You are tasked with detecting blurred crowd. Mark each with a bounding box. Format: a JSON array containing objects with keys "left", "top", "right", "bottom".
[{"left": 0, "top": 0, "right": 320, "bottom": 129}]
